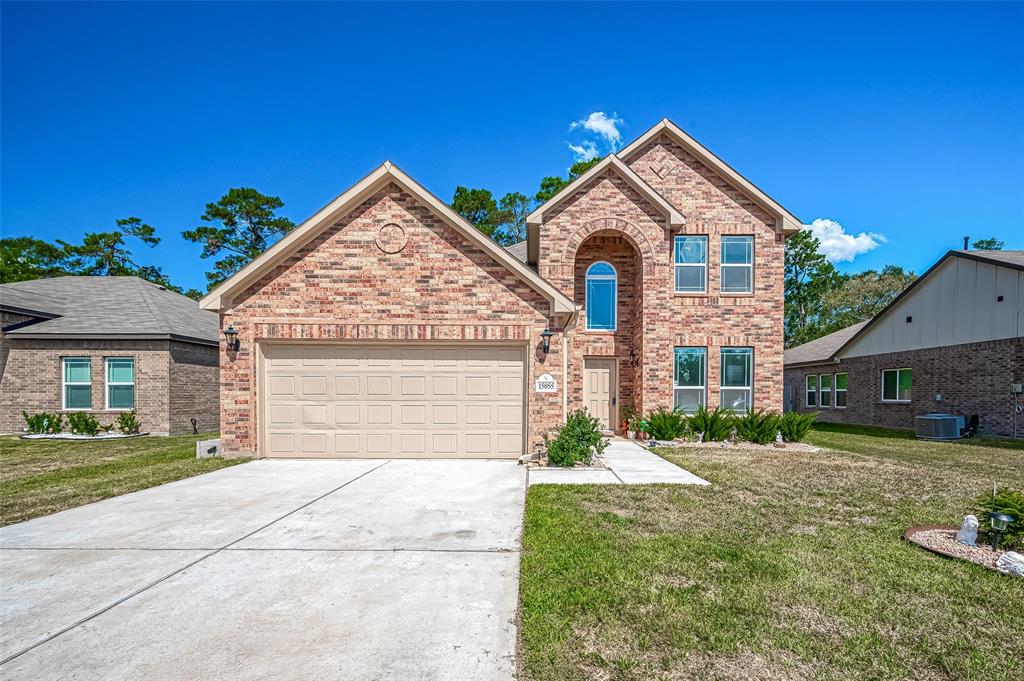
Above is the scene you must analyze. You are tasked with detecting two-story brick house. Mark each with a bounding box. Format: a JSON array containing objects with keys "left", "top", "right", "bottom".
[{"left": 200, "top": 119, "right": 799, "bottom": 458}]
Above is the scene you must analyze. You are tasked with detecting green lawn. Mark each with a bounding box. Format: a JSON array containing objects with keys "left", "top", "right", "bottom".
[
  {"left": 0, "top": 432, "right": 245, "bottom": 526},
  {"left": 519, "top": 425, "right": 1024, "bottom": 681}
]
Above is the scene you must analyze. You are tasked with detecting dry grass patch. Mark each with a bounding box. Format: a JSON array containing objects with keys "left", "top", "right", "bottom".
[{"left": 519, "top": 424, "right": 1024, "bottom": 681}]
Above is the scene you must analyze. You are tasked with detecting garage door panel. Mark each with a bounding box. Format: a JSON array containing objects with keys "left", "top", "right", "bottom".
[{"left": 262, "top": 344, "right": 524, "bottom": 458}]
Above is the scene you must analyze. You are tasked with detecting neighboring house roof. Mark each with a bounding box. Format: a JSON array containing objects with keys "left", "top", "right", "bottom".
[
  {"left": 0, "top": 276, "right": 219, "bottom": 346},
  {"left": 617, "top": 119, "right": 803, "bottom": 235},
  {"left": 526, "top": 155, "right": 686, "bottom": 229},
  {"left": 785, "top": 249, "right": 1024, "bottom": 367},
  {"left": 505, "top": 241, "right": 529, "bottom": 264},
  {"left": 199, "top": 162, "right": 577, "bottom": 315},
  {"left": 783, "top": 321, "right": 869, "bottom": 367}
]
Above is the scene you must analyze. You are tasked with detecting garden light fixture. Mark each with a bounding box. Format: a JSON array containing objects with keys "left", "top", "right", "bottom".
[
  {"left": 989, "top": 512, "right": 1014, "bottom": 551},
  {"left": 223, "top": 325, "right": 240, "bottom": 351},
  {"left": 540, "top": 328, "right": 554, "bottom": 354}
]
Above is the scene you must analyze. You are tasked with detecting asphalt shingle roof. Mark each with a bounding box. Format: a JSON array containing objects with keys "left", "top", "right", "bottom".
[
  {"left": 0, "top": 276, "right": 218, "bottom": 345},
  {"left": 783, "top": 320, "right": 869, "bottom": 367}
]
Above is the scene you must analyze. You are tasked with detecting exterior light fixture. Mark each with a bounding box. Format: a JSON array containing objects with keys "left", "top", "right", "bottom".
[
  {"left": 223, "top": 325, "right": 240, "bottom": 351},
  {"left": 629, "top": 348, "right": 639, "bottom": 367},
  {"left": 989, "top": 512, "right": 1014, "bottom": 551},
  {"left": 540, "top": 328, "right": 554, "bottom": 354}
]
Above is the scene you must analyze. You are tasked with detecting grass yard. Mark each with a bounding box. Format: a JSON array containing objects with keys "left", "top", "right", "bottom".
[
  {"left": 0, "top": 432, "right": 245, "bottom": 526},
  {"left": 519, "top": 424, "right": 1024, "bottom": 681}
]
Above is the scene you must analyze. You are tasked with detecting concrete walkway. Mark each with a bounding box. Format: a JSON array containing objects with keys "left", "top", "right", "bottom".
[
  {"left": 528, "top": 438, "right": 709, "bottom": 486},
  {"left": 0, "top": 459, "right": 524, "bottom": 681}
]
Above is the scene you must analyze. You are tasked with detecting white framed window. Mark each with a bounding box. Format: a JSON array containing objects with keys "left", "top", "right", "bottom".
[
  {"left": 819, "top": 373, "right": 833, "bottom": 408},
  {"left": 62, "top": 357, "right": 92, "bottom": 410},
  {"left": 805, "top": 374, "right": 818, "bottom": 407},
  {"left": 835, "top": 373, "right": 848, "bottom": 408},
  {"left": 881, "top": 368, "right": 911, "bottom": 402},
  {"left": 585, "top": 261, "right": 617, "bottom": 331},
  {"left": 105, "top": 357, "right": 135, "bottom": 410},
  {"left": 673, "top": 347, "right": 706, "bottom": 413},
  {"left": 674, "top": 236, "right": 707, "bottom": 293},
  {"left": 720, "top": 347, "right": 753, "bottom": 412},
  {"left": 720, "top": 236, "right": 754, "bottom": 293}
]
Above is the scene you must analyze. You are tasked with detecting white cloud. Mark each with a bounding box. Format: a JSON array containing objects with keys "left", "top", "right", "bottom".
[
  {"left": 569, "top": 112, "right": 624, "bottom": 149},
  {"left": 567, "top": 140, "right": 599, "bottom": 162},
  {"left": 804, "top": 218, "right": 886, "bottom": 263}
]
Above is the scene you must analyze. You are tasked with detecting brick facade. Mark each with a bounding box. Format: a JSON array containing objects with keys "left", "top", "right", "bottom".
[
  {"left": 783, "top": 337, "right": 1024, "bottom": 437},
  {"left": 0, "top": 334, "right": 219, "bottom": 436},
  {"left": 216, "top": 132, "right": 788, "bottom": 456},
  {"left": 219, "top": 182, "right": 562, "bottom": 456}
]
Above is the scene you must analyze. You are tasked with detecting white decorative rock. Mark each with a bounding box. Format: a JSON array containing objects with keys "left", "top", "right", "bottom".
[
  {"left": 995, "top": 551, "right": 1024, "bottom": 577},
  {"left": 956, "top": 514, "right": 979, "bottom": 545}
]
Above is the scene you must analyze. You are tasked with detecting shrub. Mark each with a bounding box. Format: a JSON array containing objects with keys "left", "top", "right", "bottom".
[
  {"left": 973, "top": 488, "right": 1024, "bottom": 551},
  {"left": 779, "top": 411, "right": 816, "bottom": 442},
  {"left": 733, "top": 409, "right": 781, "bottom": 445},
  {"left": 68, "top": 412, "right": 100, "bottom": 436},
  {"left": 646, "top": 407, "right": 688, "bottom": 440},
  {"left": 688, "top": 405, "right": 732, "bottom": 442},
  {"left": 546, "top": 408, "right": 608, "bottom": 467},
  {"left": 117, "top": 410, "right": 142, "bottom": 435},
  {"left": 22, "top": 411, "right": 63, "bottom": 434}
]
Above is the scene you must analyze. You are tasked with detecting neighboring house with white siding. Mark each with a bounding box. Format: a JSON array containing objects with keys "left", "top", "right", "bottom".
[{"left": 783, "top": 250, "right": 1024, "bottom": 437}]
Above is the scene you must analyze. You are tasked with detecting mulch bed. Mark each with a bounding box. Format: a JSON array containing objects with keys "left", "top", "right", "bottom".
[{"left": 904, "top": 525, "right": 1006, "bottom": 571}]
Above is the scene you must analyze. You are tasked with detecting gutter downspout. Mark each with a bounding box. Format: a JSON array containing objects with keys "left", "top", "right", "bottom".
[{"left": 562, "top": 306, "right": 582, "bottom": 424}]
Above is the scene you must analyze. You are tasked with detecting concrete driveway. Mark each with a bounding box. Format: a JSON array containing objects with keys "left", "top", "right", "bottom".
[{"left": 0, "top": 459, "right": 525, "bottom": 680}]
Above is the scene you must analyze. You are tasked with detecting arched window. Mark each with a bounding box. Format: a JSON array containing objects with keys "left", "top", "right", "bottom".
[{"left": 585, "top": 261, "right": 617, "bottom": 331}]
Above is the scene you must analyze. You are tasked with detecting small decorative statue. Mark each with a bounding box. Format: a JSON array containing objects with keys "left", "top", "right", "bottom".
[
  {"left": 995, "top": 551, "right": 1024, "bottom": 578},
  {"left": 956, "top": 515, "right": 979, "bottom": 546}
]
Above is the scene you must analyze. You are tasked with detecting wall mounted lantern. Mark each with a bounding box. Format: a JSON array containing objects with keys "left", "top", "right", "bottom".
[
  {"left": 540, "top": 328, "right": 554, "bottom": 354},
  {"left": 629, "top": 349, "right": 639, "bottom": 367},
  {"left": 223, "top": 325, "right": 240, "bottom": 352}
]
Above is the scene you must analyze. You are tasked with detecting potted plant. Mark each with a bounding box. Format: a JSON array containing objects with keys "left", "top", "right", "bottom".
[
  {"left": 620, "top": 405, "right": 639, "bottom": 438},
  {"left": 633, "top": 418, "right": 652, "bottom": 441}
]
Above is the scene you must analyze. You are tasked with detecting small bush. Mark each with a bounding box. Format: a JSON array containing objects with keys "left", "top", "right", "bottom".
[
  {"left": 68, "top": 412, "right": 101, "bottom": 436},
  {"left": 733, "top": 409, "right": 781, "bottom": 445},
  {"left": 688, "top": 405, "right": 732, "bottom": 442},
  {"left": 973, "top": 488, "right": 1024, "bottom": 551},
  {"left": 779, "top": 411, "right": 816, "bottom": 442},
  {"left": 117, "top": 410, "right": 142, "bottom": 435},
  {"left": 22, "top": 411, "right": 63, "bottom": 434},
  {"left": 646, "top": 407, "right": 688, "bottom": 440},
  {"left": 620, "top": 404, "right": 640, "bottom": 431},
  {"left": 546, "top": 408, "right": 608, "bottom": 467}
]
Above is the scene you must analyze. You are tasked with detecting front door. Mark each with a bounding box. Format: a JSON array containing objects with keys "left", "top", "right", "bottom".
[{"left": 583, "top": 357, "right": 617, "bottom": 430}]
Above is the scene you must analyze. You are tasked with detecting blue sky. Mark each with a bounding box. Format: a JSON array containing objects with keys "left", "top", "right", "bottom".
[{"left": 2, "top": 2, "right": 1022, "bottom": 292}]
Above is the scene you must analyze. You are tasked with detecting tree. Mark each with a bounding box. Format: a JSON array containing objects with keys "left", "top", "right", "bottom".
[
  {"left": 821, "top": 265, "right": 917, "bottom": 331},
  {"left": 59, "top": 217, "right": 160, "bottom": 276},
  {"left": 784, "top": 230, "right": 842, "bottom": 347},
  {"left": 534, "top": 157, "right": 603, "bottom": 203},
  {"left": 182, "top": 188, "right": 296, "bottom": 288},
  {"left": 0, "top": 237, "right": 72, "bottom": 283},
  {"left": 971, "top": 237, "right": 1004, "bottom": 250},
  {"left": 495, "top": 192, "right": 531, "bottom": 245},
  {"left": 451, "top": 186, "right": 502, "bottom": 241}
]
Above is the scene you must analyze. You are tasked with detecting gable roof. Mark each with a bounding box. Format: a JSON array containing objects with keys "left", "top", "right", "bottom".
[
  {"left": 0, "top": 276, "right": 218, "bottom": 345},
  {"left": 784, "top": 249, "right": 1024, "bottom": 366},
  {"left": 618, "top": 119, "right": 802, "bottom": 235},
  {"left": 199, "top": 162, "right": 577, "bottom": 315},
  {"left": 526, "top": 155, "right": 686, "bottom": 229},
  {"left": 783, "top": 320, "right": 869, "bottom": 367}
]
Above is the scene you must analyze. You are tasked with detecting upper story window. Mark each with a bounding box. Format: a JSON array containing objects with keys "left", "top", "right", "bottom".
[
  {"left": 63, "top": 357, "right": 92, "bottom": 410},
  {"left": 721, "top": 236, "right": 754, "bottom": 294},
  {"left": 585, "top": 261, "right": 617, "bottom": 331},
  {"left": 673, "top": 236, "right": 707, "bottom": 293},
  {"left": 106, "top": 357, "right": 136, "bottom": 410}
]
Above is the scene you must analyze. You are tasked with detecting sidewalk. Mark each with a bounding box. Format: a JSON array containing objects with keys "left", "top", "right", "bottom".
[{"left": 527, "top": 438, "right": 709, "bottom": 486}]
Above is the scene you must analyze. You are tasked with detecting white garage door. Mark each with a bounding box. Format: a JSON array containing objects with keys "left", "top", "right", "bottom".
[{"left": 261, "top": 344, "right": 525, "bottom": 458}]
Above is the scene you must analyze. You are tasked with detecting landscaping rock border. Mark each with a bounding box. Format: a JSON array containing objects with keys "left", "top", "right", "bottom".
[
  {"left": 20, "top": 432, "right": 148, "bottom": 441},
  {"left": 904, "top": 525, "right": 1014, "bottom": 575}
]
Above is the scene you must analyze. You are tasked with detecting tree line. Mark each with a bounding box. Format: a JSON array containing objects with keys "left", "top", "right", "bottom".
[{"left": 0, "top": 159, "right": 1006, "bottom": 350}]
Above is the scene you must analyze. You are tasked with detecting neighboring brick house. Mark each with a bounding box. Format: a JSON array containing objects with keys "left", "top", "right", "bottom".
[
  {"left": 0, "top": 276, "right": 220, "bottom": 436},
  {"left": 200, "top": 119, "right": 800, "bottom": 458},
  {"left": 784, "top": 250, "right": 1024, "bottom": 438}
]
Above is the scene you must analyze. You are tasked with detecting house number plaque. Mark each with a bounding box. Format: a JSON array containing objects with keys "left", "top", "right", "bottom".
[{"left": 534, "top": 373, "right": 557, "bottom": 393}]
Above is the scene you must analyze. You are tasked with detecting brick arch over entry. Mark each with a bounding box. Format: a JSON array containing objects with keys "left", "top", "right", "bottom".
[{"left": 558, "top": 217, "right": 657, "bottom": 265}]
